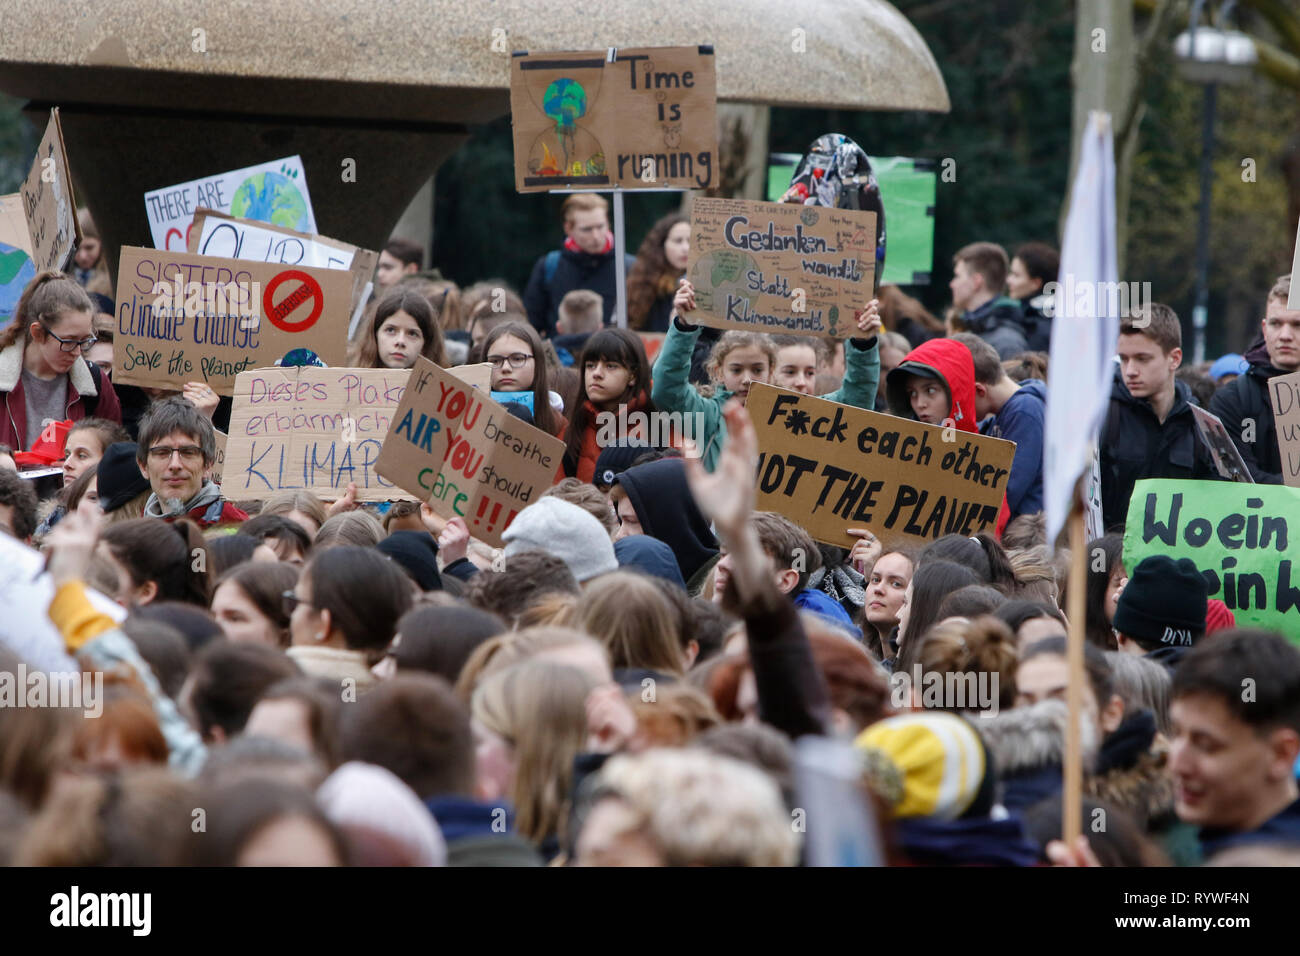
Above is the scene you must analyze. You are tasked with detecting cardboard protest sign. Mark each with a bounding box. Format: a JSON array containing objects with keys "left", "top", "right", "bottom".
[
  {"left": 1269, "top": 369, "right": 1300, "bottom": 487},
  {"left": 144, "top": 156, "right": 315, "bottom": 252},
  {"left": 687, "top": 198, "right": 876, "bottom": 338},
  {"left": 113, "top": 247, "right": 353, "bottom": 395},
  {"left": 192, "top": 213, "right": 353, "bottom": 270},
  {"left": 453, "top": 362, "right": 493, "bottom": 392},
  {"left": 188, "top": 207, "right": 378, "bottom": 349},
  {"left": 376, "top": 356, "right": 564, "bottom": 546},
  {"left": 223, "top": 367, "right": 412, "bottom": 502},
  {"left": 1189, "top": 406, "right": 1254, "bottom": 482},
  {"left": 510, "top": 45, "right": 717, "bottom": 191},
  {"left": 746, "top": 384, "right": 1015, "bottom": 550},
  {"left": 20, "top": 109, "right": 80, "bottom": 274},
  {"left": 1123, "top": 478, "right": 1300, "bottom": 640},
  {"left": 0, "top": 194, "right": 36, "bottom": 326},
  {"left": 210, "top": 429, "right": 227, "bottom": 487}
]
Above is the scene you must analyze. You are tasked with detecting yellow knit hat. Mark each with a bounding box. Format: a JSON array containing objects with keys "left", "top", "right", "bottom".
[{"left": 855, "top": 712, "right": 986, "bottom": 820}]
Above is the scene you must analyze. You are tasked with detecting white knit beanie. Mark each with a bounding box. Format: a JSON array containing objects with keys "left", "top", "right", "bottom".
[
  {"left": 502, "top": 496, "right": 618, "bottom": 583},
  {"left": 317, "top": 762, "right": 447, "bottom": 866}
]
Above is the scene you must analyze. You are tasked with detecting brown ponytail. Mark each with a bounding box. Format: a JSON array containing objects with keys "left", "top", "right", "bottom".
[
  {"left": 914, "top": 615, "right": 1019, "bottom": 713},
  {"left": 0, "top": 272, "right": 94, "bottom": 350}
]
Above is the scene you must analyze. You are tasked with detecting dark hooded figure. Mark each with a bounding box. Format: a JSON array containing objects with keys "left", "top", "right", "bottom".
[{"left": 614, "top": 457, "right": 719, "bottom": 597}]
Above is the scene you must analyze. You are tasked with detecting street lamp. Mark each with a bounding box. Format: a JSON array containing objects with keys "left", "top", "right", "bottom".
[{"left": 1173, "top": 0, "right": 1258, "bottom": 366}]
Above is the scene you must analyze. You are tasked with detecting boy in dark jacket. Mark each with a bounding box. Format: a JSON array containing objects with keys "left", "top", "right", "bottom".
[
  {"left": 949, "top": 242, "right": 1027, "bottom": 359},
  {"left": 956, "top": 332, "right": 1045, "bottom": 521},
  {"left": 1099, "top": 304, "right": 1221, "bottom": 531},
  {"left": 1169, "top": 630, "right": 1300, "bottom": 862},
  {"left": 523, "top": 194, "right": 633, "bottom": 337},
  {"left": 1208, "top": 275, "right": 1300, "bottom": 484},
  {"left": 612, "top": 457, "right": 720, "bottom": 596}
]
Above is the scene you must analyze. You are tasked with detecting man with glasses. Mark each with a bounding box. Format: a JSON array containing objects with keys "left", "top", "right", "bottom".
[{"left": 136, "top": 396, "right": 247, "bottom": 528}]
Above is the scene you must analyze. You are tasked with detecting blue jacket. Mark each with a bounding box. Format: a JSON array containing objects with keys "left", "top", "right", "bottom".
[
  {"left": 896, "top": 815, "right": 1041, "bottom": 866},
  {"left": 983, "top": 379, "right": 1046, "bottom": 520},
  {"left": 793, "top": 586, "right": 859, "bottom": 637}
]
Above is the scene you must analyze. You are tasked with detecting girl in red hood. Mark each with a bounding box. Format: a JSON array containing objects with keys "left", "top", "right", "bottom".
[
  {"left": 884, "top": 338, "right": 979, "bottom": 433},
  {"left": 885, "top": 338, "right": 1010, "bottom": 537}
]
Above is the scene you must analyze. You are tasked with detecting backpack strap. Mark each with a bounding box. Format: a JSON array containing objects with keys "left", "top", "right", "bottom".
[{"left": 543, "top": 249, "right": 561, "bottom": 286}]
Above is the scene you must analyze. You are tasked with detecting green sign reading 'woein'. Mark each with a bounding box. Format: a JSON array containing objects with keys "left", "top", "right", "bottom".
[{"left": 1123, "top": 479, "right": 1300, "bottom": 643}]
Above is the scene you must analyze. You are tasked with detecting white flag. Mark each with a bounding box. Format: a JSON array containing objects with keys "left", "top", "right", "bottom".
[{"left": 1044, "top": 112, "right": 1119, "bottom": 544}]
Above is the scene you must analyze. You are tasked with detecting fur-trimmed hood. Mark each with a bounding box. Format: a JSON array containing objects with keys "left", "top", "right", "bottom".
[
  {"left": 0, "top": 341, "right": 98, "bottom": 396},
  {"left": 975, "top": 699, "right": 1099, "bottom": 778},
  {"left": 1084, "top": 709, "right": 1175, "bottom": 828}
]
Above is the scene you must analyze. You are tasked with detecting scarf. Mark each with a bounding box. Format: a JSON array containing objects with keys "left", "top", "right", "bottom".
[
  {"left": 144, "top": 479, "right": 223, "bottom": 519},
  {"left": 563, "top": 234, "right": 614, "bottom": 256}
]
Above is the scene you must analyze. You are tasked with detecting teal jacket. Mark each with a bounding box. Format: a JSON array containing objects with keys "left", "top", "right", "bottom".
[{"left": 651, "top": 319, "right": 880, "bottom": 472}]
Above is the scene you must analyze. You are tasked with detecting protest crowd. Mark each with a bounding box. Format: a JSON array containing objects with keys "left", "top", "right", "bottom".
[{"left": 2, "top": 132, "right": 1300, "bottom": 872}]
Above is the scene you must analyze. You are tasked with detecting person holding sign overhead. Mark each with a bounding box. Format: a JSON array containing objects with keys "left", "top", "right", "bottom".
[
  {"left": 0, "top": 272, "right": 121, "bottom": 453},
  {"left": 651, "top": 278, "right": 882, "bottom": 473}
]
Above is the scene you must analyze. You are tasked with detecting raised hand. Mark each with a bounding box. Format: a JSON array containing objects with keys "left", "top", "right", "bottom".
[
  {"left": 181, "top": 381, "right": 220, "bottom": 420},
  {"left": 436, "top": 515, "right": 470, "bottom": 565},
  {"left": 854, "top": 298, "right": 882, "bottom": 338},
  {"left": 671, "top": 277, "right": 697, "bottom": 319},
  {"left": 683, "top": 399, "right": 756, "bottom": 541},
  {"left": 44, "top": 497, "right": 105, "bottom": 589},
  {"left": 325, "top": 482, "right": 359, "bottom": 518},
  {"left": 847, "top": 527, "right": 882, "bottom": 575}
]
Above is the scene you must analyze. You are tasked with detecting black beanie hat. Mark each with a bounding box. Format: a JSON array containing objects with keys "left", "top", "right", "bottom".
[
  {"left": 97, "top": 442, "right": 151, "bottom": 512},
  {"left": 1112, "top": 555, "right": 1207, "bottom": 649},
  {"left": 376, "top": 531, "right": 443, "bottom": 592},
  {"left": 594, "top": 442, "right": 662, "bottom": 489}
]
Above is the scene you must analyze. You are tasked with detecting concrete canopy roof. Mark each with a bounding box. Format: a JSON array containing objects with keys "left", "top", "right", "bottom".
[{"left": 0, "top": 0, "right": 949, "bottom": 120}]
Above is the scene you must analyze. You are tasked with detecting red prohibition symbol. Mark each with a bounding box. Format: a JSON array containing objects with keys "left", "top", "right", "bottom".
[{"left": 263, "top": 269, "right": 324, "bottom": 334}]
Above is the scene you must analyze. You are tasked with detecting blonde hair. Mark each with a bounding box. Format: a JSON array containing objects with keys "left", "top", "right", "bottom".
[
  {"left": 454, "top": 626, "right": 608, "bottom": 702},
  {"left": 471, "top": 658, "right": 599, "bottom": 845},
  {"left": 595, "top": 748, "right": 798, "bottom": 866},
  {"left": 516, "top": 591, "right": 579, "bottom": 629},
  {"left": 1009, "top": 546, "right": 1059, "bottom": 604},
  {"left": 314, "top": 510, "right": 384, "bottom": 549},
  {"left": 630, "top": 684, "right": 722, "bottom": 748},
  {"left": 260, "top": 490, "right": 328, "bottom": 532},
  {"left": 699, "top": 330, "right": 776, "bottom": 398},
  {"left": 562, "top": 193, "right": 608, "bottom": 224},
  {"left": 578, "top": 572, "right": 685, "bottom": 676}
]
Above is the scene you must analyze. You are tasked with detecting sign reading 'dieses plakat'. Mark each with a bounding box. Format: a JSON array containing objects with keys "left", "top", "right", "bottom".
[
  {"left": 144, "top": 156, "right": 316, "bottom": 252},
  {"left": 746, "top": 384, "right": 1016, "bottom": 550},
  {"left": 510, "top": 45, "right": 717, "bottom": 192},
  {"left": 376, "top": 356, "right": 565, "bottom": 547},
  {"left": 1124, "top": 478, "right": 1300, "bottom": 641},
  {"left": 688, "top": 198, "right": 876, "bottom": 338},
  {"left": 224, "top": 367, "right": 412, "bottom": 502},
  {"left": 113, "top": 247, "right": 353, "bottom": 396},
  {"left": 20, "top": 108, "right": 81, "bottom": 273}
]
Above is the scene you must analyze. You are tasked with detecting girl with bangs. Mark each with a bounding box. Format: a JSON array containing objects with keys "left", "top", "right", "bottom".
[{"left": 562, "top": 328, "right": 658, "bottom": 482}]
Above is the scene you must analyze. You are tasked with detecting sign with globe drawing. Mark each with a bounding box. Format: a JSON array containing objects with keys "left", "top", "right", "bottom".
[
  {"left": 144, "top": 155, "right": 317, "bottom": 252},
  {"left": 510, "top": 45, "right": 717, "bottom": 192}
]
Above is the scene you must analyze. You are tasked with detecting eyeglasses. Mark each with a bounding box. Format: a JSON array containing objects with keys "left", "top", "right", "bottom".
[
  {"left": 146, "top": 444, "right": 205, "bottom": 464},
  {"left": 486, "top": 352, "right": 533, "bottom": 370},
  {"left": 40, "top": 323, "right": 97, "bottom": 354},
  {"left": 282, "top": 590, "right": 313, "bottom": 616}
]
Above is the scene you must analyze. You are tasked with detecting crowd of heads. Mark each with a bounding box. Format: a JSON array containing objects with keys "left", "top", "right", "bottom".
[{"left": 0, "top": 205, "right": 1298, "bottom": 869}]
